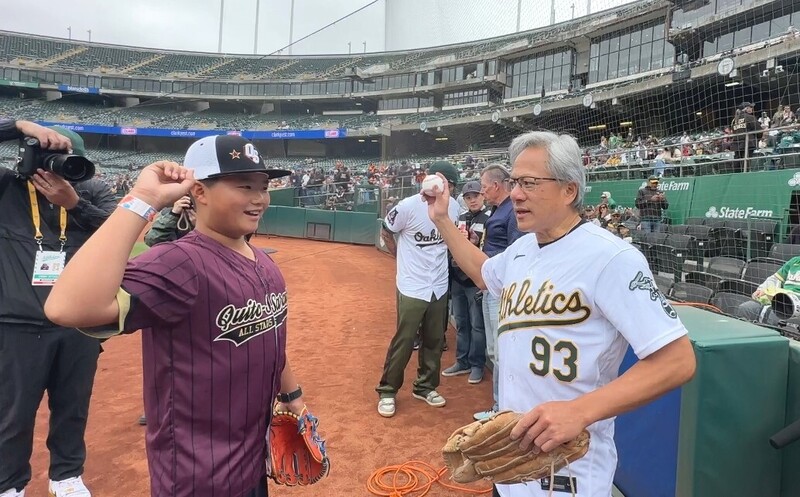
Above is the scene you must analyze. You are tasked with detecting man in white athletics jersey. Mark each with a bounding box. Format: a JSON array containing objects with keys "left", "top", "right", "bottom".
[
  {"left": 376, "top": 161, "right": 460, "bottom": 417},
  {"left": 424, "top": 130, "right": 696, "bottom": 497}
]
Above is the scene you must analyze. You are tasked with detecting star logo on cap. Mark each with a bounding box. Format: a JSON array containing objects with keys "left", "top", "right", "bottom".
[{"left": 230, "top": 149, "right": 241, "bottom": 159}]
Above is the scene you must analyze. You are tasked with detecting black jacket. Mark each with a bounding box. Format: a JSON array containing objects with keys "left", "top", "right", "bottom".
[
  {"left": 0, "top": 120, "right": 116, "bottom": 329},
  {"left": 635, "top": 187, "right": 669, "bottom": 221},
  {"left": 450, "top": 206, "right": 490, "bottom": 287}
]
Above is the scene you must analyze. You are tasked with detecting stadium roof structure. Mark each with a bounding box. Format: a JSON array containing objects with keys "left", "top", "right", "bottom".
[{"left": 0, "top": 0, "right": 668, "bottom": 81}]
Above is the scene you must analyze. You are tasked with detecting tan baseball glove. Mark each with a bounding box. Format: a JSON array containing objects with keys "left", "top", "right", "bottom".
[{"left": 442, "top": 410, "right": 590, "bottom": 485}]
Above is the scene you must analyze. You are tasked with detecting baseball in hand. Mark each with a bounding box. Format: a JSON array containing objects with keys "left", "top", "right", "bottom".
[{"left": 421, "top": 175, "right": 445, "bottom": 196}]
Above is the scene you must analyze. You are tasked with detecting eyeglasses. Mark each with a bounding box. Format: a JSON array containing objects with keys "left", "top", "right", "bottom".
[{"left": 504, "top": 176, "right": 559, "bottom": 192}]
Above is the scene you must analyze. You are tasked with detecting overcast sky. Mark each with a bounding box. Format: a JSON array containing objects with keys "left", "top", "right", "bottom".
[{"left": 0, "top": 0, "right": 637, "bottom": 56}]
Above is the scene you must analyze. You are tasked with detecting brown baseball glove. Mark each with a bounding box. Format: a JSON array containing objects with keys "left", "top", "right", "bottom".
[{"left": 442, "top": 410, "right": 590, "bottom": 485}]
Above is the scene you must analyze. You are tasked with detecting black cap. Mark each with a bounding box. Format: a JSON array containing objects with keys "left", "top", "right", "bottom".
[{"left": 185, "top": 135, "right": 290, "bottom": 180}]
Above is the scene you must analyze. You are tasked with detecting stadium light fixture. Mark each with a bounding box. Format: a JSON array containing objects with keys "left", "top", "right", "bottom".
[
  {"left": 358, "top": 139, "right": 365, "bottom": 142},
  {"left": 619, "top": 121, "right": 633, "bottom": 127},
  {"left": 724, "top": 81, "right": 741, "bottom": 87},
  {"left": 489, "top": 134, "right": 495, "bottom": 138},
  {"left": 435, "top": 137, "right": 449, "bottom": 141},
  {"left": 588, "top": 124, "right": 607, "bottom": 131},
  {"left": 696, "top": 112, "right": 703, "bottom": 116}
]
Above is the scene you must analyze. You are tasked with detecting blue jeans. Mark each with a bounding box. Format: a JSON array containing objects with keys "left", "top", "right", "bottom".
[
  {"left": 482, "top": 290, "right": 500, "bottom": 411},
  {"left": 450, "top": 280, "right": 486, "bottom": 370},
  {"left": 641, "top": 220, "right": 663, "bottom": 233}
]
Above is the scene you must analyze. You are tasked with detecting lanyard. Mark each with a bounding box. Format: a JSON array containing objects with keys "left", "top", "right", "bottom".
[{"left": 27, "top": 181, "right": 67, "bottom": 251}]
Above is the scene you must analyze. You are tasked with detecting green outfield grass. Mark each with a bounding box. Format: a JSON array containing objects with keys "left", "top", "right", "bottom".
[{"left": 130, "top": 242, "right": 148, "bottom": 259}]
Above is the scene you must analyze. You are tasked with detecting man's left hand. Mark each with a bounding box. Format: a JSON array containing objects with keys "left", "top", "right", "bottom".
[
  {"left": 509, "top": 400, "right": 590, "bottom": 453},
  {"left": 30, "top": 170, "right": 79, "bottom": 209}
]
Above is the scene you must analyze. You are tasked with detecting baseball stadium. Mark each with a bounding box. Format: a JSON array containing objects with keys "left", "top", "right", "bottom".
[{"left": 2, "top": 0, "right": 800, "bottom": 496}]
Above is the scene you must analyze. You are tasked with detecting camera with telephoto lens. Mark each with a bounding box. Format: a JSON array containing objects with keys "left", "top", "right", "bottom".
[
  {"left": 772, "top": 291, "right": 800, "bottom": 320},
  {"left": 16, "top": 136, "right": 95, "bottom": 182}
]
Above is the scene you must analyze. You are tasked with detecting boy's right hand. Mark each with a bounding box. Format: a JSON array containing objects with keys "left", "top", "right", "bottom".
[{"left": 130, "top": 161, "right": 195, "bottom": 210}]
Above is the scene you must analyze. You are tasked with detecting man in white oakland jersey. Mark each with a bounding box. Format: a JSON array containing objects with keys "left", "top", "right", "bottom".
[
  {"left": 376, "top": 161, "right": 461, "bottom": 418},
  {"left": 424, "top": 131, "right": 696, "bottom": 497}
]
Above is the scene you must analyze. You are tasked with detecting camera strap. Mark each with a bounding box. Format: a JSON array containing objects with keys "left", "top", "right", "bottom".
[{"left": 27, "top": 181, "right": 67, "bottom": 252}]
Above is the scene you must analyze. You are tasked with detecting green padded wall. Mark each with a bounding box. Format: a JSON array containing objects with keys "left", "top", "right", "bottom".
[
  {"left": 305, "top": 209, "right": 336, "bottom": 240},
  {"left": 676, "top": 308, "right": 788, "bottom": 497},
  {"left": 269, "top": 187, "right": 296, "bottom": 206},
  {"left": 341, "top": 211, "right": 379, "bottom": 245},
  {"left": 586, "top": 169, "right": 797, "bottom": 229},
  {"left": 259, "top": 206, "right": 306, "bottom": 238},
  {"left": 781, "top": 342, "right": 800, "bottom": 497},
  {"left": 257, "top": 206, "right": 378, "bottom": 245}
]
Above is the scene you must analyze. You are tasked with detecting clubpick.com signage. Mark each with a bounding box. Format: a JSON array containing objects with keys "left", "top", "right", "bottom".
[
  {"left": 57, "top": 84, "right": 100, "bottom": 94},
  {"left": 35, "top": 121, "right": 348, "bottom": 140}
]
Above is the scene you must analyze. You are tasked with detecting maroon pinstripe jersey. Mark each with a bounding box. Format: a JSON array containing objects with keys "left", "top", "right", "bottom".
[{"left": 120, "top": 231, "right": 287, "bottom": 497}]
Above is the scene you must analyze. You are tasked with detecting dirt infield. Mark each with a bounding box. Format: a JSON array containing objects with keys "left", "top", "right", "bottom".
[{"left": 28, "top": 235, "right": 495, "bottom": 496}]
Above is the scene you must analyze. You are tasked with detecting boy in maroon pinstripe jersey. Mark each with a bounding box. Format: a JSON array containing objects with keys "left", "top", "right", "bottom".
[{"left": 44, "top": 135, "right": 312, "bottom": 497}]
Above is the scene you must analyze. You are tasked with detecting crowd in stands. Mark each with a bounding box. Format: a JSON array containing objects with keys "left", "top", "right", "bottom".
[{"left": 584, "top": 103, "right": 800, "bottom": 179}]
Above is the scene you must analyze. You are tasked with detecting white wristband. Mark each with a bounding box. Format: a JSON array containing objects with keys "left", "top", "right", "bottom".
[{"left": 118, "top": 195, "right": 158, "bottom": 222}]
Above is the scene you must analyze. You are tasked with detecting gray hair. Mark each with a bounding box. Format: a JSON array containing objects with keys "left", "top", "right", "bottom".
[
  {"left": 479, "top": 163, "right": 510, "bottom": 183},
  {"left": 508, "top": 130, "right": 586, "bottom": 210}
]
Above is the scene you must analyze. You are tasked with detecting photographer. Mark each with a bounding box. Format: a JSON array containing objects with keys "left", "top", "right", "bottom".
[
  {"left": 143, "top": 195, "right": 196, "bottom": 246},
  {"left": 734, "top": 256, "right": 800, "bottom": 327},
  {"left": 635, "top": 175, "right": 669, "bottom": 233},
  {"left": 0, "top": 119, "right": 115, "bottom": 497}
]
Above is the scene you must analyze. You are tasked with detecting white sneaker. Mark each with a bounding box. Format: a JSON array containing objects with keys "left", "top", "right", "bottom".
[
  {"left": 378, "top": 397, "right": 396, "bottom": 418},
  {"left": 412, "top": 390, "right": 446, "bottom": 407},
  {"left": 0, "top": 488, "right": 25, "bottom": 497},
  {"left": 473, "top": 408, "right": 498, "bottom": 421},
  {"left": 49, "top": 476, "right": 91, "bottom": 497}
]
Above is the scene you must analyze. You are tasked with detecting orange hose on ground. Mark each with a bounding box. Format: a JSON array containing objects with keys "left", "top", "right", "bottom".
[
  {"left": 673, "top": 302, "right": 723, "bottom": 313},
  {"left": 367, "top": 461, "right": 493, "bottom": 496}
]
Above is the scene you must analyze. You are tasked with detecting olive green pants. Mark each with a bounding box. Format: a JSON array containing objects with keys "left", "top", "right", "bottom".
[{"left": 376, "top": 289, "right": 448, "bottom": 398}]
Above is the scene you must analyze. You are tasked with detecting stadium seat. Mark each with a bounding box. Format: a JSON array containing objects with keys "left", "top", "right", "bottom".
[
  {"left": 649, "top": 243, "right": 680, "bottom": 282},
  {"left": 716, "top": 279, "right": 758, "bottom": 297},
  {"left": 643, "top": 232, "right": 669, "bottom": 246},
  {"left": 710, "top": 292, "right": 752, "bottom": 316},
  {"left": 685, "top": 225, "right": 712, "bottom": 260},
  {"left": 685, "top": 256, "right": 746, "bottom": 293},
  {"left": 654, "top": 274, "right": 674, "bottom": 294},
  {"left": 665, "top": 233, "right": 700, "bottom": 275},
  {"left": 668, "top": 225, "right": 689, "bottom": 235},
  {"left": 709, "top": 226, "right": 742, "bottom": 259},
  {"left": 742, "top": 259, "right": 783, "bottom": 284},
  {"left": 706, "top": 256, "right": 747, "bottom": 279},
  {"left": 704, "top": 218, "right": 727, "bottom": 229},
  {"left": 723, "top": 220, "right": 775, "bottom": 260},
  {"left": 685, "top": 217, "right": 706, "bottom": 226},
  {"left": 769, "top": 243, "right": 800, "bottom": 263},
  {"left": 669, "top": 282, "right": 714, "bottom": 304}
]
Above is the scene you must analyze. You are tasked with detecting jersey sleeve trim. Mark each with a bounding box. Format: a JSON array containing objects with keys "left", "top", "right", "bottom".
[{"left": 76, "top": 287, "right": 132, "bottom": 340}]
